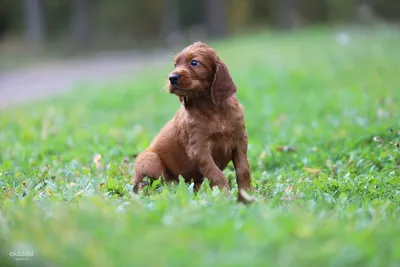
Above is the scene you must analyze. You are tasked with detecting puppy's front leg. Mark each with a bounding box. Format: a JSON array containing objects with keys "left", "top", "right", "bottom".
[{"left": 192, "top": 148, "right": 230, "bottom": 191}]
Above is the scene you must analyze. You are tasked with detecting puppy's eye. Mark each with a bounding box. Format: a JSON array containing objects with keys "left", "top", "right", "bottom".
[{"left": 190, "top": 60, "right": 200, "bottom": 67}]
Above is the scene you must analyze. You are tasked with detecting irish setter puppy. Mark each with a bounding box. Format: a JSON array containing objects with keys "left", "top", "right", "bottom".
[{"left": 132, "top": 42, "right": 252, "bottom": 202}]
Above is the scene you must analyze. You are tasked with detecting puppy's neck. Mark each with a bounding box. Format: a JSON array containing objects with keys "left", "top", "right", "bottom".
[
  {"left": 180, "top": 95, "right": 232, "bottom": 113},
  {"left": 180, "top": 96, "right": 191, "bottom": 109}
]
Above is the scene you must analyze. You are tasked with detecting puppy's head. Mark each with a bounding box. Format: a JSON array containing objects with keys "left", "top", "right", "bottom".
[{"left": 168, "top": 42, "right": 236, "bottom": 105}]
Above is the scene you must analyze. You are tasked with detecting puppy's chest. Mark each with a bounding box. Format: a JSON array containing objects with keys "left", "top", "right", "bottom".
[
  {"left": 189, "top": 113, "right": 237, "bottom": 152},
  {"left": 200, "top": 113, "right": 234, "bottom": 136}
]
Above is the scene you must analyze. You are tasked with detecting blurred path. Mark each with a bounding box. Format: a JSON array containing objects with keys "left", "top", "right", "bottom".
[{"left": 0, "top": 50, "right": 166, "bottom": 109}]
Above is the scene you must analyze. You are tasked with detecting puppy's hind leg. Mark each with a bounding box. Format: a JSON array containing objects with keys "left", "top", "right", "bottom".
[{"left": 132, "top": 151, "right": 164, "bottom": 193}]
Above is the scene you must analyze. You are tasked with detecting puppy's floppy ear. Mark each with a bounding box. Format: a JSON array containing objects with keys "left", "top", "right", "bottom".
[{"left": 211, "top": 60, "right": 237, "bottom": 105}]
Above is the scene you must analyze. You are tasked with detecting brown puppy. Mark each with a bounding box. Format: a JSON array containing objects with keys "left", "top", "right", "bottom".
[{"left": 132, "top": 42, "right": 252, "bottom": 201}]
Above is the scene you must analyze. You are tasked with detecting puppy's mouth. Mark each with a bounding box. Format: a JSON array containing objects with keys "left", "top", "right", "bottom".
[
  {"left": 169, "top": 86, "right": 184, "bottom": 94},
  {"left": 168, "top": 80, "right": 208, "bottom": 98},
  {"left": 168, "top": 84, "right": 191, "bottom": 96}
]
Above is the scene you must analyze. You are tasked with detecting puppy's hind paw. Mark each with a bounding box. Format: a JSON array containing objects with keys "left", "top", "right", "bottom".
[{"left": 132, "top": 181, "right": 151, "bottom": 194}]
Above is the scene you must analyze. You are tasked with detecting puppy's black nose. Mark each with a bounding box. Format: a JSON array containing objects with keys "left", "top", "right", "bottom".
[{"left": 169, "top": 74, "right": 180, "bottom": 85}]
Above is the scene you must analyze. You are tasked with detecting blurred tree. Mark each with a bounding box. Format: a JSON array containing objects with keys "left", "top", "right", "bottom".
[
  {"left": 178, "top": 0, "right": 205, "bottom": 42},
  {"left": 162, "top": 0, "right": 182, "bottom": 45},
  {"left": 252, "top": 0, "right": 273, "bottom": 25},
  {"left": 356, "top": 0, "right": 378, "bottom": 24},
  {"left": 93, "top": 0, "right": 163, "bottom": 47},
  {"left": 228, "top": 0, "right": 253, "bottom": 32},
  {"left": 24, "top": 0, "right": 44, "bottom": 48},
  {"left": 42, "top": 0, "right": 70, "bottom": 40},
  {"left": 298, "top": 0, "right": 328, "bottom": 24},
  {"left": 179, "top": 0, "right": 204, "bottom": 30},
  {"left": 0, "top": 0, "right": 9, "bottom": 39},
  {"left": 372, "top": 0, "right": 400, "bottom": 21},
  {"left": 205, "top": 0, "right": 228, "bottom": 37},
  {"left": 275, "top": 0, "right": 299, "bottom": 29},
  {"left": 71, "top": 0, "right": 93, "bottom": 47},
  {"left": 327, "top": 0, "right": 358, "bottom": 23}
]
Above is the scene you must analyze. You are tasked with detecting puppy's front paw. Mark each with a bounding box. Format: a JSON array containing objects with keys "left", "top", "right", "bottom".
[{"left": 238, "top": 189, "right": 255, "bottom": 205}]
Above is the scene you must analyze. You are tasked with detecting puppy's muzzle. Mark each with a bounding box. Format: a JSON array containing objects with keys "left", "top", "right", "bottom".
[{"left": 169, "top": 74, "right": 180, "bottom": 85}]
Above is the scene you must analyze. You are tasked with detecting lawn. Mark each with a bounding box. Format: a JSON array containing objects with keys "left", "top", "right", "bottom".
[{"left": 1, "top": 26, "right": 400, "bottom": 267}]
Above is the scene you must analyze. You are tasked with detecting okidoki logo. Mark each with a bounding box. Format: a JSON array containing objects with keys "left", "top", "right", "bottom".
[{"left": 9, "top": 249, "right": 34, "bottom": 258}]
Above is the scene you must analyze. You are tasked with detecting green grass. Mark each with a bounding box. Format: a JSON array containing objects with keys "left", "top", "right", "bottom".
[{"left": 1, "top": 26, "right": 400, "bottom": 267}]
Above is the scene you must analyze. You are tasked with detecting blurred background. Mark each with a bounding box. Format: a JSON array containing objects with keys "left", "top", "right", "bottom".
[
  {"left": 0, "top": 0, "right": 399, "bottom": 53},
  {"left": 0, "top": 0, "right": 399, "bottom": 107}
]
